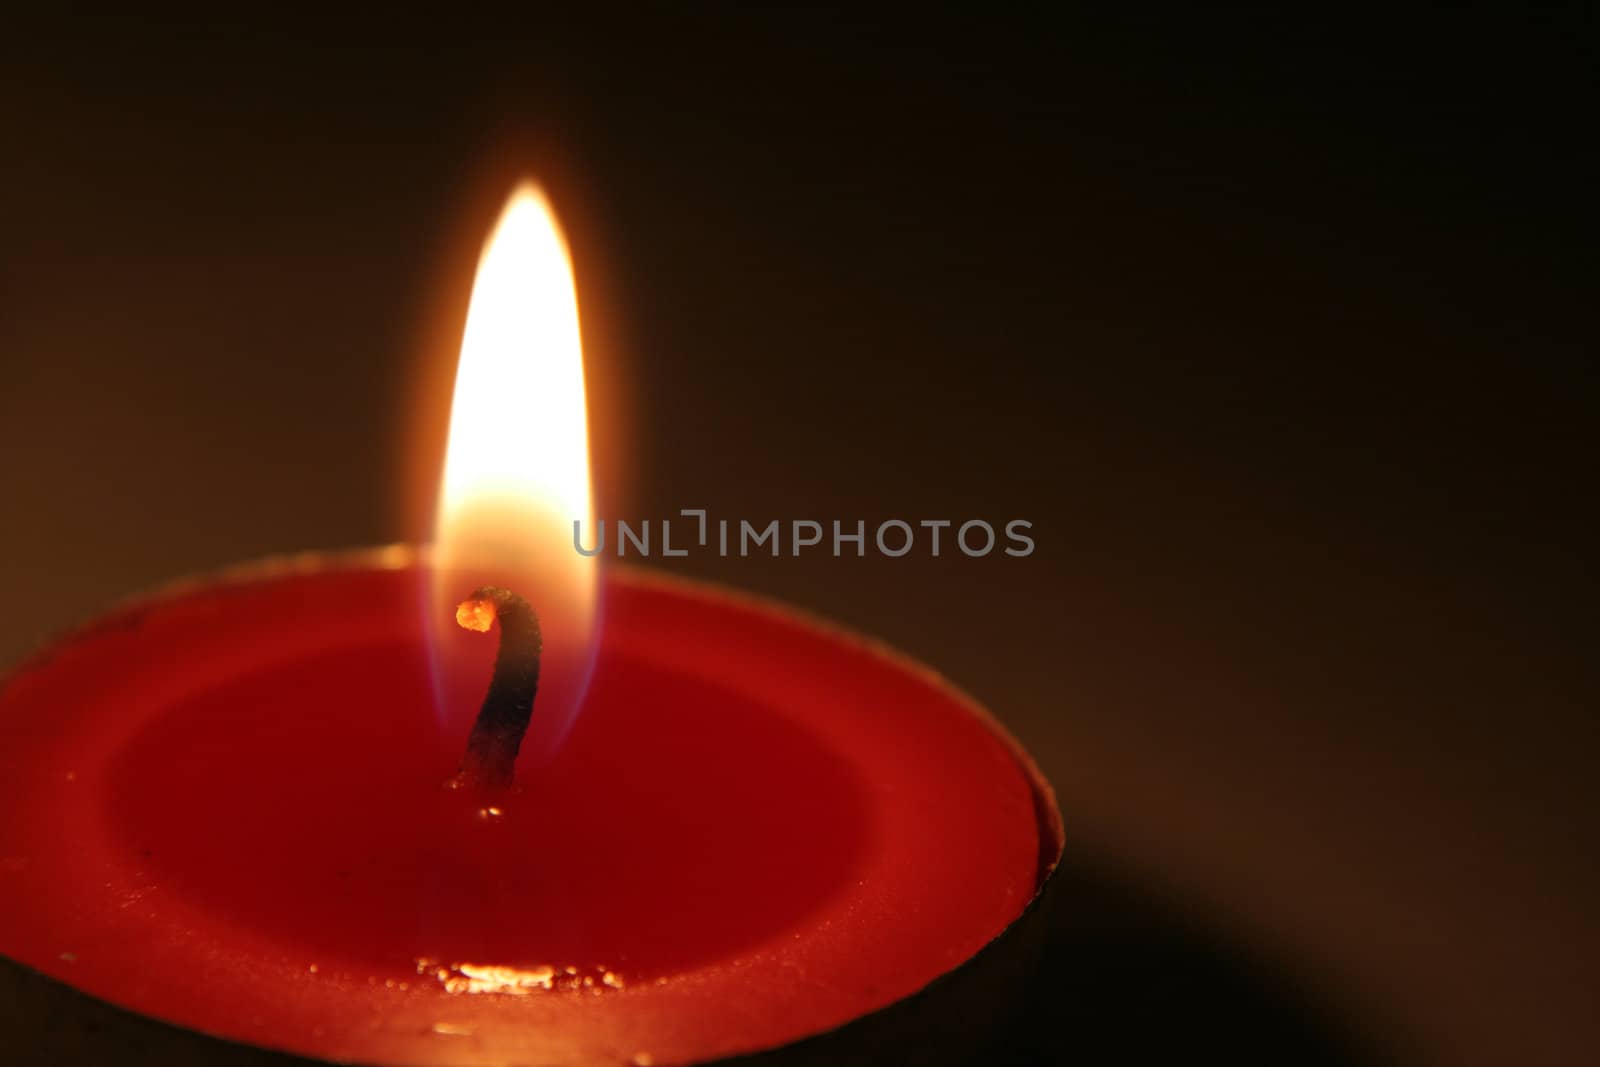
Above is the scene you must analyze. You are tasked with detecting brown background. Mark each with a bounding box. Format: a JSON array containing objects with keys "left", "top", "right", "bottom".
[{"left": 2, "top": 10, "right": 1594, "bottom": 1065}]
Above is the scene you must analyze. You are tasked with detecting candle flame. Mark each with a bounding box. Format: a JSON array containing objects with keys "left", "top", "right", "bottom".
[
  {"left": 431, "top": 183, "right": 598, "bottom": 760},
  {"left": 438, "top": 184, "right": 592, "bottom": 532}
]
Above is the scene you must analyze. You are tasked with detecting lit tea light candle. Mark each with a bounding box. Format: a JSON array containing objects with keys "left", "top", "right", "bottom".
[{"left": 0, "top": 185, "right": 1060, "bottom": 1066}]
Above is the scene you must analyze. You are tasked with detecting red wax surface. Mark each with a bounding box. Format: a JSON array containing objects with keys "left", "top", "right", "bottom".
[{"left": 0, "top": 550, "right": 1057, "bottom": 1066}]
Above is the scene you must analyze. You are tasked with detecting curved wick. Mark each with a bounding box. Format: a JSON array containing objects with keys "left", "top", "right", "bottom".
[{"left": 450, "top": 586, "right": 542, "bottom": 791}]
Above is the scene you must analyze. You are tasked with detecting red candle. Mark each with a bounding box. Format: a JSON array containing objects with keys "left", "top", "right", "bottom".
[{"left": 0, "top": 187, "right": 1059, "bottom": 1066}]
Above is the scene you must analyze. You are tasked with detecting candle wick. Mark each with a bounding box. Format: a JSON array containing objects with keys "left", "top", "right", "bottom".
[{"left": 450, "top": 586, "right": 542, "bottom": 791}]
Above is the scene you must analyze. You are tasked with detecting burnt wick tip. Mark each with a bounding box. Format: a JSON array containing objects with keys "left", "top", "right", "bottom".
[{"left": 451, "top": 586, "right": 542, "bottom": 792}]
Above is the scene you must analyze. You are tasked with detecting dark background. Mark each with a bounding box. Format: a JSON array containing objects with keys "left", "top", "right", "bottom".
[{"left": 1, "top": 8, "right": 1593, "bottom": 1065}]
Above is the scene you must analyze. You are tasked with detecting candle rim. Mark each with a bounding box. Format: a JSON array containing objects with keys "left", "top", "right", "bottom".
[{"left": 3, "top": 542, "right": 1064, "bottom": 893}]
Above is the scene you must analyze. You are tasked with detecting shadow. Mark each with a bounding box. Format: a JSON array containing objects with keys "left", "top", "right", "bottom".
[
  {"left": 735, "top": 848, "right": 1396, "bottom": 1066},
  {"left": 1016, "top": 854, "right": 1396, "bottom": 1064}
]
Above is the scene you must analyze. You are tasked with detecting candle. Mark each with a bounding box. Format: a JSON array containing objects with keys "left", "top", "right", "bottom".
[{"left": 0, "top": 186, "right": 1060, "bottom": 1066}]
